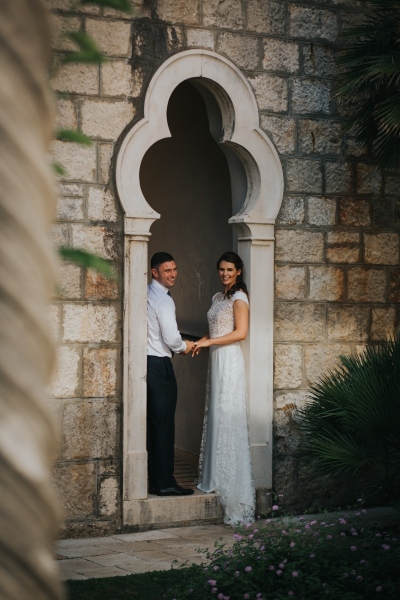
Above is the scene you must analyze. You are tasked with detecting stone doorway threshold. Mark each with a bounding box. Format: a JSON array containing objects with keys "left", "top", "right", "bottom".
[{"left": 123, "top": 449, "right": 224, "bottom": 531}]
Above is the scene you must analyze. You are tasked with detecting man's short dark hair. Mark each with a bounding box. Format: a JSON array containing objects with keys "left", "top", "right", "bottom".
[{"left": 151, "top": 252, "right": 175, "bottom": 270}]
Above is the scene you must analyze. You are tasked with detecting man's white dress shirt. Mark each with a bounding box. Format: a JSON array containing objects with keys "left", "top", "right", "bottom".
[{"left": 147, "top": 279, "right": 186, "bottom": 357}]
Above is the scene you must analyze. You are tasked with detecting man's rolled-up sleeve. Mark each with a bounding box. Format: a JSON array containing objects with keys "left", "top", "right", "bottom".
[{"left": 157, "top": 299, "right": 186, "bottom": 353}]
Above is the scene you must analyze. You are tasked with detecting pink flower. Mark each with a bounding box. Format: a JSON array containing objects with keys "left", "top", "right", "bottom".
[
  {"left": 245, "top": 566, "right": 252, "bottom": 572},
  {"left": 376, "top": 586, "right": 382, "bottom": 592},
  {"left": 211, "top": 589, "right": 218, "bottom": 594},
  {"left": 272, "top": 505, "right": 279, "bottom": 511},
  {"left": 357, "top": 498, "right": 362, "bottom": 502},
  {"left": 208, "top": 580, "right": 217, "bottom": 586},
  {"left": 361, "top": 509, "right": 367, "bottom": 514},
  {"left": 279, "top": 563, "right": 285, "bottom": 569},
  {"left": 234, "top": 534, "right": 242, "bottom": 541},
  {"left": 339, "top": 518, "right": 346, "bottom": 525},
  {"left": 245, "top": 522, "right": 252, "bottom": 528},
  {"left": 277, "top": 570, "right": 283, "bottom": 575},
  {"left": 248, "top": 534, "right": 254, "bottom": 539},
  {"left": 269, "top": 565, "right": 275, "bottom": 571},
  {"left": 292, "top": 571, "right": 299, "bottom": 577},
  {"left": 282, "top": 529, "right": 288, "bottom": 535},
  {"left": 213, "top": 566, "right": 219, "bottom": 571},
  {"left": 304, "top": 524, "right": 311, "bottom": 530},
  {"left": 382, "top": 544, "right": 391, "bottom": 550},
  {"left": 352, "top": 532, "right": 358, "bottom": 536},
  {"left": 309, "top": 554, "right": 315, "bottom": 558},
  {"left": 244, "top": 595, "right": 250, "bottom": 600},
  {"left": 326, "top": 535, "right": 332, "bottom": 540},
  {"left": 310, "top": 520, "right": 317, "bottom": 526},
  {"left": 299, "top": 516, "right": 305, "bottom": 521},
  {"left": 254, "top": 529, "right": 259, "bottom": 533},
  {"left": 355, "top": 511, "right": 360, "bottom": 516},
  {"left": 360, "top": 559, "right": 366, "bottom": 564},
  {"left": 356, "top": 576, "right": 363, "bottom": 582},
  {"left": 340, "top": 532, "right": 346, "bottom": 537},
  {"left": 218, "top": 595, "right": 224, "bottom": 600},
  {"left": 290, "top": 542, "right": 296, "bottom": 548},
  {"left": 350, "top": 546, "right": 357, "bottom": 551}
]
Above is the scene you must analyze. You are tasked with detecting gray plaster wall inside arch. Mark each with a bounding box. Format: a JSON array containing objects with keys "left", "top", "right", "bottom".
[{"left": 116, "top": 49, "right": 284, "bottom": 525}]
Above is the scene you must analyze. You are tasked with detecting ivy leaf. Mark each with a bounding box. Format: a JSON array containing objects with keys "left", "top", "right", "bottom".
[
  {"left": 56, "top": 129, "right": 92, "bottom": 146},
  {"left": 62, "top": 31, "right": 106, "bottom": 64},
  {"left": 59, "top": 247, "right": 115, "bottom": 278},
  {"left": 52, "top": 162, "right": 67, "bottom": 176},
  {"left": 79, "top": 0, "right": 133, "bottom": 13}
]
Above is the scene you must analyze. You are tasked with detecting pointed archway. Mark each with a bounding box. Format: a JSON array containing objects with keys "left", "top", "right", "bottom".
[{"left": 116, "top": 49, "right": 283, "bottom": 527}]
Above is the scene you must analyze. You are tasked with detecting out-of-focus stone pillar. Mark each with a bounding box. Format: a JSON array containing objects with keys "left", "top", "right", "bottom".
[{"left": 0, "top": 1, "right": 62, "bottom": 598}]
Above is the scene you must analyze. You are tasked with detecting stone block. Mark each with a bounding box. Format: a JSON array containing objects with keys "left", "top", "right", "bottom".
[
  {"left": 103, "top": 1, "right": 151, "bottom": 18},
  {"left": 99, "top": 478, "right": 119, "bottom": 517},
  {"left": 345, "top": 138, "right": 368, "bottom": 157},
  {"left": 58, "top": 183, "right": 85, "bottom": 197},
  {"left": 291, "top": 79, "right": 331, "bottom": 115},
  {"left": 51, "top": 62, "right": 99, "bottom": 95},
  {"left": 130, "top": 65, "right": 145, "bottom": 99},
  {"left": 186, "top": 28, "right": 215, "bottom": 49},
  {"left": 56, "top": 263, "right": 81, "bottom": 299},
  {"left": 302, "top": 44, "right": 336, "bottom": 77},
  {"left": 55, "top": 99, "right": 77, "bottom": 130},
  {"left": 81, "top": 100, "right": 134, "bottom": 141},
  {"left": 51, "top": 140, "right": 97, "bottom": 182},
  {"left": 71, "top": 224, "right": 119, "bottom": 260},
  {"left": 86, "top": 19, "right": 131, "bottom": 56},
  {"left": 52, "top": 462, "right": 96, "bottom": 520},
  {"left": 88, "top": 187, "right": 118, "bottom": 222},
  {"left": 339, "top": 198, "right": 370, "bottom": 226},
  {"left": 57, "top": 197, "right": 84, "bottom": 221},
  {"left": 62, "top": 399, "right": 118, "bottom": 460},
  {"left": 203, "top": 0, "right": 244, "bottom": 30},
  {"left": 286, "top": 159, "right": 323, "bottom": 193},
  {"left": 275, "top": 229, "right": 324, "bottom": 262},
  {"left": 347, "top": 267, "right": 386, "bottom": 302},
  {"left": 371, "top": 307, "right": 396, "bottom": 341},
  {"left": 84, "top": 269, "right": 119, "bottom": 301},
  {"left": 372, "top": 199, "right": 392, "bottom": 229},
  {"left": 325, "top": 161, "right": 353, "bottom": 194},
  {"left": 389, "top": 268, "right": 400, "bottom": 301},
  {"left": 327, "top": 246, "right": 360, "bottom": 264},
  {"left": 327, "top": 231, "right": 359, "bottom": 244},
  {"left": 340, "top": 10, "right": 364, "bottom": 33},
  {"left": 101, "top": 60, "right": 133, "bottom": 97},
  {"left": 309, "top": 266, "right": 344, "bottom": 301},
  {"left": 305, "top": 344, "right": 352, "bottom": 384},
  {"left": 275, "top": 391, "right": 309, "bottom": 411},
  {"left": 364, "top": 233, "right": 399, "bottom": 265},
  {"left": 289, "top": 5, "right": 337, "bottom": 41},
  {"left": 246, "top": 0, "right": 286, "bottom": 35},
  {"left": 133, "top": 22, "right": 184, "bottom": 59},
  {"left": 299, "top": 120, "right": 342, "bottom": 155},
  {"left": 274, "top": 344, "right": 303, "bottom": 389},
  {"left": 307, "top": 196, "right": 336, "bottom": 226},
  {"left": 48, "top": 345, "right": 80, "bottom": 398},
  {"left": 48, "top": 0, "right": 100, "bottom": 13},
  {"left": 51, "top": 14, "right": 81, "bottom": 51},
  {"left": 247, "top": 74, "right": 287, "bottom": 112},
  {"left": 260, "top": 115, "right": 296, "bottom": 155},
  {"left": 156, "top": 0, "right": 200, "bottom": 25},
  {"left": 63, "top": 304, "right": 118, "bottom": 343},
  {"left": 357, "top": 163, "right": 382, "bottom": 195},
  {"left": 217, "top": 32, "right": 259, "bottom": 70},
  {"left": 47, "top": 304, "right": 60, "bottom": 342},
  {"left": 384, "top": 173, "right": 400, "bottom": 196},
  {"left": 83, "top": 348, "right": 118, "bottom": 397},
  {"left": 273, "top": 458, "right": 298, "bottom": 504},
  {"left": 275, "top": 266, "right": 306, "bottom": 300},
  {"left": 275, "top": 302, "right": 325, "bottom": 341},
  {"left": 262, "top": 38, "right": 299, "bottom": 73},
  {"left": 276, "top": 196, "right": 305, "bottom": 225},
  {"left": 327, "top": 305, "right": 369, "bottom": 341},
  {"left": 99, "top": 144, "right": 113, "bottom": 184},
  {"left": 51, "top": 223, "right": 69, "bottom": 247},
  {"left": 274, "top": 410, "right": 301, "bottom": 455}
]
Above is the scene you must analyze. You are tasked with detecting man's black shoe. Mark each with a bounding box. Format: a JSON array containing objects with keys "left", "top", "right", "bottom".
[{"left": 156, "top": 485, "right": 194, "bottom": 496}]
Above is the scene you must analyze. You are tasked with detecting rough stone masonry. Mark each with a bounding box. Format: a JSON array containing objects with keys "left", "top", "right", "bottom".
[{"left": 48, "top": 0, "right": 400, "bottom": 536}]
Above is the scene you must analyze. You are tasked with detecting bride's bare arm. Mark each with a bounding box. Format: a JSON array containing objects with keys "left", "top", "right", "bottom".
[{"left": 193, "top": 300, "right": 248, "bottom": 352}]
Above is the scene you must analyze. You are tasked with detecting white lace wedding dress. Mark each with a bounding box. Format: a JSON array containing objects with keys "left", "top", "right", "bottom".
[{"left": 197, "top": 291, "right": 255, "bottom": 525}]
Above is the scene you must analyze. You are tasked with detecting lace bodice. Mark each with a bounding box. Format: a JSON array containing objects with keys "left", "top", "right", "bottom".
[{"left": 207, "top": 291, "right": 249, "bottom": 338}]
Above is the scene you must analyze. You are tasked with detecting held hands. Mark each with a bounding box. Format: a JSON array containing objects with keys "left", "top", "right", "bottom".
[
  {"left": 181, "top": 340, "right": 195, "bottom": 355},
  {"left": 191, "top": 337, "right": 211, "bottom": 356}
]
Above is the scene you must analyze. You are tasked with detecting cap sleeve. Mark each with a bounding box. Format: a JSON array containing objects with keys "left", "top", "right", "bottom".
[{"left": 233, "top": 291, "right": 249, "bottom": 305}]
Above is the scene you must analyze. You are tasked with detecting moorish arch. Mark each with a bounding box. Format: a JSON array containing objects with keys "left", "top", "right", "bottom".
[{"left": 116, "top": 49, "right": 283, "bottom": 527}]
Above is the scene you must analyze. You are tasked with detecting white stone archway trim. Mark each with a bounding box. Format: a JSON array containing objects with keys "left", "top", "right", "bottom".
[{"left": 116, "top": 49, "right": 283, "bottom": 526}]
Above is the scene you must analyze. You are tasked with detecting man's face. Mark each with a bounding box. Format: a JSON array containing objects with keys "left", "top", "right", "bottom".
[{"left": 152, "top": 261, "right": 178, "bottom": 289}]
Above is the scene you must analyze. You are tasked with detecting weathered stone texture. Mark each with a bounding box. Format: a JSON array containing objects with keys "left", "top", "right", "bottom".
[
  {"left": 275, "top": 266, "right": 306, "bottom": 300},
  {"left": 55, "top": 98, "right": 77, "bottom": 130},
  {"left": 274, "top": 344, "right": 303, "bottom": 389},
  {"left": 47, "top": 305, "right": 60, "bottom": 343},
  {"left": 203, "top": 0, "right": 244, "bottom": 30},
  {"left": 48, "top": 0, "right": 100, "bottom": 13},
  {"left": 291, "top": 79, "right": 331, "bottom": 115},
  {"left": 51, "top": 62, "right": 99, "bottom": 95},
  {"left": 389, "top": 268, "right": 400, "bottom": 301},
  {"left": 308, "top": 196, "right": 336, "bottom": 226},
  {"left": 364, "top": 233, "right": 399, "bottom": 265},
  {"left": 57, "top": 197, "right": 84, "bottom": 221},
  {"left": 357, "top": 163, "right": 382, "bottom": 195},
  {"left": 260, "top": 115, "right": 296, "bottom": 155},
  {"left": 71, "top": 224, "right": 119, "bottom": 260},
  {"left": 299, "top": 120, "right": 342, "bottom": 155},
  {"left": 325, "top": 161, "right": 353, "bottom": 194},
  {"left": 327, "top": 231, "right": 360, "bottom": 244},
  {"left": 101, "top": 60, "right": 133, "bottom": 97},
  {"left": 289, "top": 5, "right": 337, "bottom": 41},
  {"left": 246, "top": 0, "right": 286, "bottom": 35},
  {"left": 384, "top": 173, "right": 400, "bottom": 196},
  {"left": 156, "top": 0, "right": 200, "bottom": 26},
  {"left": 83, "top": 348, "right": 118, "bottom": 397},
  {"left": 327, "top": 246, "right": 360, "bottom": 263},
  {"left": 339, "top": 199, "right": 370, "bottom": 227},
  {"left": 371, "top": 306, "right": 396, "bottom": 341},
  {"left": 309, "top": 266, "right": 344, "bottom": 301},
  {"left": 275, "top": 303, "right": 325, "bottom": 341},
  {"left": 88, "top": 187, "right": 118, "bottom": 222},
  {"left": 49, "top": 346, "right": 80, "bottom": 398},
  {"left": 276, "top": 229, "right": 324, "bottom": 262},
  {"left": 273, "top": 458, "right": 298, "bottom": 504},
  {"left": 262, "top": 38, "right": 299, "bottom": 73},
  {"left": 217, "top": 32, "right": 259, "bottom": 70},
  {"left": 51, "top": 140, "right": 96, "bottom": 182},
  {"left": 82, "top": 100, "right": 134, "bottom": 140},
  {"left": 63, "top": 304, "right": 118, "bottom": 343},
  {"left": 347, "top": 268, "right": 386, "bottom": 302},
  {"left": 51, "top": 223, "right": 69, "bottom": 247},
  {"left": 286, "top": 159, "right": 323, "bottom": 193},
  {"left": 186, "top": 28, "right": 215, "bottom": 49},
  {"left": 276, "top": 197, "right": 305, "bottom": 225},
  {"left": 305, "top": 344, "right": 352, "bottom": 384},
  {"left": 85, "top": 269, "right": 119, "bottom": 301},
  {"left": 302, "top": 44, "right": 336, "bottom": 77},
  {"left": 62, "top": 399, "right": 118, "bottom": 460},
  {"left": 86, "top": 19, "right": 131, "bottom": 56},
  {"left": 328, "top": 305, "right": 369, "bottom": 341},
  {"left": 99, "top": 144, "right": 113, "bottom": 184},
  {"left": 53, "top": 463, "right": 96, "bottom": 520},
  {"left": 57, "top": 264, "right": 81, "bottom": 299},
  {"left": 99, "top": 478, "right": 119, "bottom": 517},
  {"left": 248, "top": 74, "right": 288, "bottom": 112},
  {"left": 51, "top": 14, "right": 82, "bottom": 51}
]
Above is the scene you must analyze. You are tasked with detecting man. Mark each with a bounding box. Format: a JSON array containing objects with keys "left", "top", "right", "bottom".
[{"left": 147, "top": 252, "right": 195, "bottom": 496}]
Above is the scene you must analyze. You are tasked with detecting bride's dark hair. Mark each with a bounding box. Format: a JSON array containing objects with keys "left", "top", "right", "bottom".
[{"left": 217, "top": 251, "right": 249, "bottom": 299}]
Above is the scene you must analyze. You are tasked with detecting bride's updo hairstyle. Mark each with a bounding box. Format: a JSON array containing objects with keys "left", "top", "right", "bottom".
[{"left": 217, "top": 251, "right": 249, "bottom": 299}]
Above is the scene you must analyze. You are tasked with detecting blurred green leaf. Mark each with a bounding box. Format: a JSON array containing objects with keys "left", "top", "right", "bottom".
[
  {"left": 80, "top": 0, "right": 133, "bottom": 12},
  {"left": 52, "top": 162, "right": 67, "bottom": 176},
  {"left": 56, "top": 129, "right": 92, "bottom": 145},
  {"left": 62, "top": 31, "right": 106, "bottom": 64},
  {"left": 59, "top": 247, "right": 115, "bottom": 278}
]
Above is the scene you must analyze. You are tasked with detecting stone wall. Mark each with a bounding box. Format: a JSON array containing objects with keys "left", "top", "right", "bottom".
[{"left": 48, "top": 0, "right": 400, "bottom": 534}]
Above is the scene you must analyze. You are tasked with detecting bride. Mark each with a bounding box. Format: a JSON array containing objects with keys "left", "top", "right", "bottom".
[{"left": 193, "top": 251, "right": 255, "bottom": 525}]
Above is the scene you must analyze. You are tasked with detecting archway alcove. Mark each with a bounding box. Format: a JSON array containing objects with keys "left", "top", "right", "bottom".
[{"left": 116, "top": 50, "right": 284, "bottom": 527}]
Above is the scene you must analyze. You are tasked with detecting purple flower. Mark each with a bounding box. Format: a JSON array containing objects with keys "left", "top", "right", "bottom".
[
  {"left": 352, "top": 532, "right": 358, "bottom": 536},
  {"left": 357, "top": 498, "right": 362, "bottom": 502},
  {"left": 361, "top": 509, "right": 367, "bottom": 514},
  {"left": 309, "top": 554, "right": 315, "bottom": 558},
  {"left": 234, "top": 571, "right": 240, "bottom": 578},
  {"left": 290, "top": 542, "right": 296, "bottom": 548},
  {"left": 299, "top": 516, "right": 305, "bottom": 521},
  {"left": 248, "top": 534, "right": 254, "bottom": 539},
  {"left": 292, "top": 571, "right": 299, "bottom": 577},
  {"left": 265, "top": 519, "right": 271, "bottom": 524},
  {"left": 356, "top": 576, "right": 363, "bottom": 582},
  {"left": 376, "top": 586, "right": 382, "bottom": 592},
  {"left": 355, "top": 511, "right": 360, "bottom": 516},
  {"left": 279, "top": 494, "right": 284, "bottom": 497},
  {"left": 350, "top": 546, "right": 357, "bottom": 551},
  {"left": 256, "top": 595, "right": 262, "bottom": 599},
  {"left": 213, "top": 566, "right": 219, "bottom": 571},
  {"left": 245, "top": 522, "right": 252, "bottom": 529},
  {"left": 234, "top": 534, "right": 242, "bottom": 541},
  {"left": 339, "top": 518, "right": 346, "bottom": 525},
  {"left": 211, "top": 589, "right": 217, "bottom": 594},
  {"left": 272, "top": 505, "right": 279, "bottom": 511},
  {"left": 360, "top": 559, "right": 366, "bottom": 564},
  {"left": 310, "top": 520, "right": 317, "bottom": 526},
  {"left": 326, "top": 535, "right": 332, "bottom": 540},
  {"left": 245, "top": 566, "right": 252, "bottom": 573},
  {"left": 269, "top": 565, "right": 275, "bottom": 571},
  {"left": 208, "top": 580, "right": 217, "bottom": 586},
  {"left": 254, "top": 529, "right": 259, "bottom": 533},
  {"left": 277, "top": 570, "right": 283, "bottom": 575},
  {"left": 382, "top": 544, "right": 391, "bottom": 550},
  {"left": 304, "top": 524, "right": 311, "bottom": 530},
  {"left": 340, "top": 532, "right": 346, "bottom": 537},
  {"left": 282, "top": 529, "right": 288, "bottom": 535},
  {"left": 218, "top": 595, "right": 224, "bottom": 600},
  {"left": 279, "top": 563, "right": 285, "bottom": 569}
]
